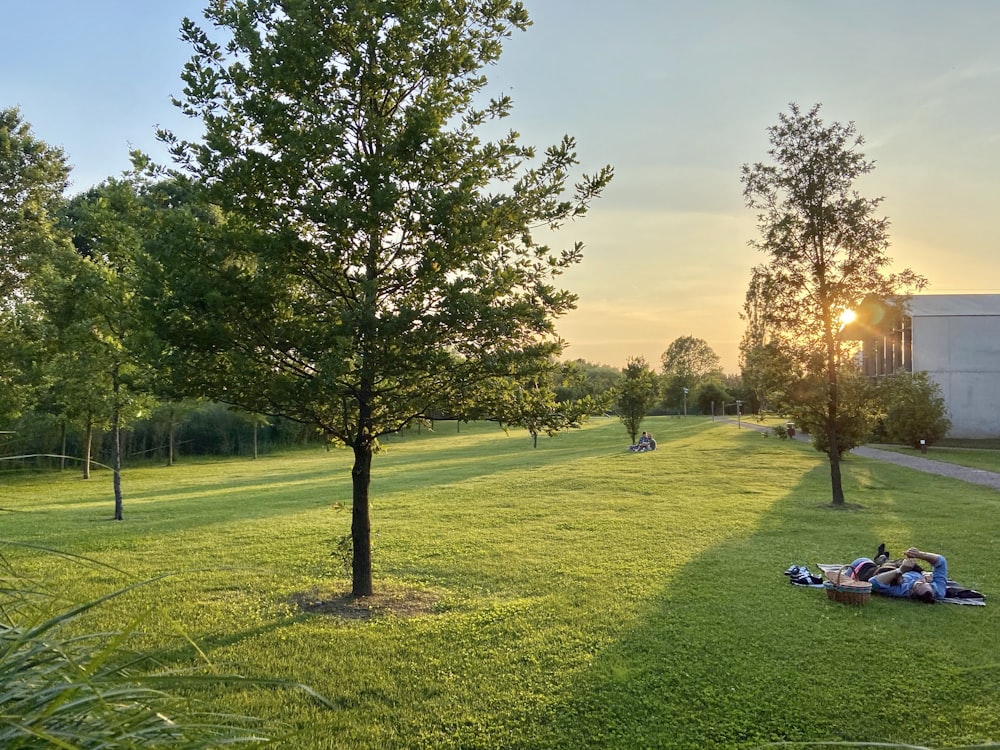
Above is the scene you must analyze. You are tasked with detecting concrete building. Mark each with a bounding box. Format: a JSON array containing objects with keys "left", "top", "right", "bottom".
[
  {"left": 908, "top": 295, "right": 1000, "bottom": 439},
  {"left": 844, "top": 294, "right": 1000, "bottom": 439}
]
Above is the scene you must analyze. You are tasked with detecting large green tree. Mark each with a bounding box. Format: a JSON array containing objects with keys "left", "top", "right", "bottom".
[
  {"left": 741, "top": 103, "right": 924, "bottom": 505},
  {"left": 149, "top": 1, "right": 612, "bottom": 596},
  {"left": 0, "top": 108, "right": 70, "bottom": 425},
  {"left": 660, "top": 335, "right": 721, "bottom": 413}
]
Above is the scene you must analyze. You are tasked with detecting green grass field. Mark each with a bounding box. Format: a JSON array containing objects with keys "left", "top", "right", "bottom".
[{"left": 2, "top": 417, "right": 998, "bottom": 749}]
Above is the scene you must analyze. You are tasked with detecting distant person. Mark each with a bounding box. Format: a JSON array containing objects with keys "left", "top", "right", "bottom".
[{"left": 629, "top": 431, "right": 655, "bottom": 452}]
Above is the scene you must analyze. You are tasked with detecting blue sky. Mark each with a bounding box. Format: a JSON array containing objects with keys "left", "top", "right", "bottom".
[{"left": 4, "top": 1, "right": 999, "bottom": 371}]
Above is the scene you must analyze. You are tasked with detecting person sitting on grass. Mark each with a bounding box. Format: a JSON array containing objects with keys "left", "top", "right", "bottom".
[
  {"left": 868, "top": 547, "right": 948, "bottom": 604},
  {"left": 629, "top": 431, "right": 656, "bottom": 452}
]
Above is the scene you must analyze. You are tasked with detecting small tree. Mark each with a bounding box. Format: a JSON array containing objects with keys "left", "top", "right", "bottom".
[
  {"left": 35, "top": 178, "right": 158, "bottom": 516},
  {"left": 878, "top": 372, "right": 951, "bottom": 448},
  {"left": 616, "top": 357, "right": 658, "bottom": 444},
  {"left": 741, "top": 103, "right": 925, "bottom": 506},
  {"left": 480, "top": 364, "right": 605, "bottom": 448},
  {"left": 488, "top": 376, "right": 563, "bottom": 449}
]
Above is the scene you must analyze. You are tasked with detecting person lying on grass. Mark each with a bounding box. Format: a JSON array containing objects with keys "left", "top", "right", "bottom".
[{"left": 865, "top": 547, "right": 947, "bottom": 604}]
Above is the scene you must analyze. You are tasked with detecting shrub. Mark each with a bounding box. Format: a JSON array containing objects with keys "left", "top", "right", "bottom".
[
  {"left": 788, "top": 367, "right": 877, "bottom": 457},
  {"left": 878, "top": 371, "right": 951, "bottom": 448}
]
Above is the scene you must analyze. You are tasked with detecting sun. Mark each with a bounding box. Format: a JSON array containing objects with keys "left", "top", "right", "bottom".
[{"left": 839, "top": 309, "right": 857, "bottom": 326}]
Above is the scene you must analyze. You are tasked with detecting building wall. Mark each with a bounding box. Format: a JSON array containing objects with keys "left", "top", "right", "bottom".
[{"left": 908, "top": 295, "right": 1000, "bottom": 439}]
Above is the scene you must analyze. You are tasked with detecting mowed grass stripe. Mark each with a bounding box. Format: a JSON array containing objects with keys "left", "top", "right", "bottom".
[{"left": 2, "top": 416, "right": 998, "bottom": 748}]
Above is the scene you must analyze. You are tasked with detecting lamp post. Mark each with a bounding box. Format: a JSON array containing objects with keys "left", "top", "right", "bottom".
[
  {"left": 736, "top": 400, "right": 742, "bottom": 429},
  {"left": 682, "top": 387, "right": 688, "bottom": 417}
]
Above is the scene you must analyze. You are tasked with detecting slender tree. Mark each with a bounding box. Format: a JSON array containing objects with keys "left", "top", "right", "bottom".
[
  {"left": 41, "top": 179, "right": 157, "bottom": 517},
  {"left": 741, "top": 103, "right": 924, "bottom": 505},
  {"left": 0, "top": 108, "right": 71, "bottom": 425},
  {"left": 615, "top": 357, "right": 658, "bottom": 444},
  {"left": 149, "top": 1, "right": 612, "bottom": 596}
]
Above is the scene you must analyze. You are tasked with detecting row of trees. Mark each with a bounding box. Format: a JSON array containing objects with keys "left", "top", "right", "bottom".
[
  {"left": 3, "top": 340, "right": 733, "bottom": 473},
  {"left": 564, "top": 336, "right": 748, "bottom": 417}
]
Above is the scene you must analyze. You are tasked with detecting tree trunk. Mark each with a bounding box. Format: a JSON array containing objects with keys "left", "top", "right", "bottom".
[
  {"left": 350, "top": 441, "right": 374, "bottom": 597},
  {"left": 83, "top": 423, "right": 93, "bottom": 480},
  {"left": 826, "top": 320, "right": 846, "bottom": 506},
  {"left": 112, "top": 368, "right": 124, "bottom": 521},
  {"left": 168, "top": 413, "right": 175, "bottom": 466},
  {"left": 60, "top": 421, "right": 67, "bottom": 471},
  {"left": 830, "top": 445, "right": 844, "bottom": 505},
  {"left": 827, "top": 374, "right": 845, "bottom": 504}
]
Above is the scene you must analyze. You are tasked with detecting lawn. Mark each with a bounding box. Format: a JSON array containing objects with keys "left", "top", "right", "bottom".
[{"left": 2, "top": 416, "right": 998, "bottom": 749}]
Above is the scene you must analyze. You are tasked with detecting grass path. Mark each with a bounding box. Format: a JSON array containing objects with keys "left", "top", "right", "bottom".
[{"left": 2, "top": 417, "right": 998, "bottom": 749}]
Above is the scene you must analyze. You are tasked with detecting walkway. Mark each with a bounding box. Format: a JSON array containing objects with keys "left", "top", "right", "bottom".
[
  {"left": 725, "top": 418, "right": 1000, "bottom": 491},
  {"left": 850, "top": 444, "right": 1000, "bottom": 491}
]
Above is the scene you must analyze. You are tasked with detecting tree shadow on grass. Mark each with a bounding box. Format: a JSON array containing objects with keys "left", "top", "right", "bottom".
[{"left": 517, "top": 462, "right": 1000, "bottom": 749}]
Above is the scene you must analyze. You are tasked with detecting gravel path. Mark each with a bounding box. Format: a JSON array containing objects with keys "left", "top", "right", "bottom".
[
  {"left": 726, "top": 418, "right": 1000, "bottom": 491},
  {"left": 849, "top": 444, "right": 1000, "bottom": 491}
]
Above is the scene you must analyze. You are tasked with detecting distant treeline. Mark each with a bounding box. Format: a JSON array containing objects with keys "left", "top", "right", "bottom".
[{"left": 0, "top": 402, "right": 319, "bottom": 472}]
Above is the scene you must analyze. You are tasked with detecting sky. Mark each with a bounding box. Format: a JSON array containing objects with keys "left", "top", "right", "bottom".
[{"left": 3, "top": 1, "right": 1000, "bottom": 373}]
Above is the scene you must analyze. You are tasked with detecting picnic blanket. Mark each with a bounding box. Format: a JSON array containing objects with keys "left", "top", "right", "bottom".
[{"left": 785, "top": 563, "right": 986, "bottom": 606}]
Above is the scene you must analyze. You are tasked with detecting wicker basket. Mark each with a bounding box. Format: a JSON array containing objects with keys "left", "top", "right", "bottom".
[
  {"left": 823, "top": 581, "right": 837, "bottom": 601},
  {"left": 820, "top": 564, "right": 872, "bottom": 606}
]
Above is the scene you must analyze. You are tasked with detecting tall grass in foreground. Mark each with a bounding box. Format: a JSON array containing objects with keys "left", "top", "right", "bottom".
[
  {"left": 0, "top": 549, "right": 273, "bottom": 748},
  {"left": 2, "top": 417, "right": 998, "bottom": 749}
]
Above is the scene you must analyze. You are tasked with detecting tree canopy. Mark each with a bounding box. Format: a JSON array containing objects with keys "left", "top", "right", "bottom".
[
  {"left": 660, "top": 335, "right": 722, "bottom": 413},
  {"left": 0, "top": 108, "right": 69, "bottom": 305},
  {"left": 0, "top": 108, "right": 71, "bottom": 425},
  {"left": 660, "top": 336, "right": 721, "bottom": 382},
  {"left": 147, "top": 0, "right": 612, "bottom": 595}
]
